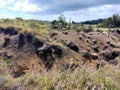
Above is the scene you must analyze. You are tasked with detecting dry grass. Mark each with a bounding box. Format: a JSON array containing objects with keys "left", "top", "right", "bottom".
[
  {"left": 0, "top": 18, "right": 49, "bottom": 35},
  {"left": 0, "top": 18, "right": 120, "bottom": 90},
  {"left": 0, "top": 57, "right": 120, "bottom": 90}
]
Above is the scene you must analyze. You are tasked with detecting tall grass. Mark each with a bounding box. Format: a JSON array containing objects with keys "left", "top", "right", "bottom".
[
  {"left": 0, "top": 57, "right": 120, "bottom": 90},
  {"left": 0, "top": 18, "right": 48, "bottom": 35}
]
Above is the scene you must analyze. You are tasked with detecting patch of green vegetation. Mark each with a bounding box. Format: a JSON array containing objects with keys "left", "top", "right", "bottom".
[
  {"left": 0, "top": 64, "right": 120, "bottom": 89},
  {"left": 100, "top": 14, "right": 120, "bottom": 28},
  {"left": 3, "top": 59, "right": 13, "bottom": 64},
  {"left": 0, "top": 18, "right": 48, "bottom": 35}
]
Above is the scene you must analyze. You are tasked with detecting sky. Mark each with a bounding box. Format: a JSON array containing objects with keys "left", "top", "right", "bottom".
[{"left": 0, "top": 0, "right": 120, "bottom": 22}]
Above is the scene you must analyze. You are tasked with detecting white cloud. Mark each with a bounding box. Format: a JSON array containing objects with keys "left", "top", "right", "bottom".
[
  {"left": 0, "top": 0, "right": 7, "bottom": 7},
  {"left": 0, "top": 0, "right": 15, "bottom": 8},
  {"left": 7, "top": 0, "right": 15, "bottom": 3},
  {"left": 0, "top": 0, "right": 120, "bottom": 21},
  {"left": 63, "top": 4, "right": 120, "bottom": 21},
  {"left": 11, "top": 0, "right": 44, "bottom": 13}
]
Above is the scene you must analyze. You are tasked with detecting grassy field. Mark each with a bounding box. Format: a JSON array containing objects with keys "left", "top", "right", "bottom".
[
  {"left": 0, "top": 18, "right": 120, "bottom": 90},
  {"left": 0, "top": 18, "right": 48, "bottom": 35},
  {"left": 0, "top": 57, "right": 120, "bottom": 90}
]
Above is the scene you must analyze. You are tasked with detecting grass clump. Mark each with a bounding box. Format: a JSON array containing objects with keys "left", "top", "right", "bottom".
[
  {"left": 0, "top": 61, "right": 120, "bottom": 89},
  {"left": 0, "top": 18, "right": 49, "bottom": 36}
]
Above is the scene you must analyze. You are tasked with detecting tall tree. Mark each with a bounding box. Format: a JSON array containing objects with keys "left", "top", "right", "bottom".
[
  {"left": 58, "top": 14, "right": 67, "bottom": 29},
  {"left": 112, "top": 14, "right": 120, "bottom": 27}
]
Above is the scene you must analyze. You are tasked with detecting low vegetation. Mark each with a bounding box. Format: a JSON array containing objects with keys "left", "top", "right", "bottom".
[
  {"left": 0, "top": 57, "right": 120, "bottom": 90},
  {"left": 0, "top": 18, "right": 48, "bottom": 35},
  {"left": 0, "top": 14, "right": 120, "bottom": 90},
  {"left": 100, "top": 14, "right": 120, "bottom": 28}
]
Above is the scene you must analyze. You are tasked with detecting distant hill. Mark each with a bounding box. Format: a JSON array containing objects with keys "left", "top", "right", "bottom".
[{"left": 81, "top": 19, "right": 104, "bottom": 25}]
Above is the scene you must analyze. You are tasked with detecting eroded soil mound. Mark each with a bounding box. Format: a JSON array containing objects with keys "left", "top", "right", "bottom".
[{"left": 0, "top": 27, "right": 120, "bottom": 77}]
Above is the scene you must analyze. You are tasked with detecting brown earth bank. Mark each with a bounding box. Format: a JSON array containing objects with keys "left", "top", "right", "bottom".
[{"left": 0, "top": 27, "right": 120, "bottom": 79}]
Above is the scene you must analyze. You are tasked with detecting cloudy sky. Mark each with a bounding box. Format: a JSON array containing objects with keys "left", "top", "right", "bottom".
[{"left": 0, "top": 0, "right": 120, "bottom": 22}]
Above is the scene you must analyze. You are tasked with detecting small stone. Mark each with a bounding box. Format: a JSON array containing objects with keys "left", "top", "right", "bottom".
[
  {"left": 92, "top": 40, "right": 97, "bottom": 45},
  {"left": 91, "top": 53, "right": 98, "bottom": 60},
  {"left": 103, "top": 46, "right": 108, "bottom": 50},
  {"left": 116, "top": 29, "right": 120, "bottom": 34},
  {"left": 66, "top": 42, "right": 79, "bottom": 52},
  {"left": 91, "top": 46, "right": 99, "bottom": 53}
]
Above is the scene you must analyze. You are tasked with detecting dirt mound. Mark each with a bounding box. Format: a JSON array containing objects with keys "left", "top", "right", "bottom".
[{"left": 0, "top": 27, "right": 120, "bottom": 77}]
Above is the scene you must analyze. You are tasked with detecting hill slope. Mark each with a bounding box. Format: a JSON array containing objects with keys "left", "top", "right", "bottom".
[{"left": 0, "top": 19, "right": 120, "bottom": 90}]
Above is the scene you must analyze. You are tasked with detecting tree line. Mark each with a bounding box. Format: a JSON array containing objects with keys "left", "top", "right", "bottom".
[
  {"left": 51, "top": 14, "right": 120, "bottom": 30},
  {"left": 100, "top": 14, "right": 120, "bottom": 28}
]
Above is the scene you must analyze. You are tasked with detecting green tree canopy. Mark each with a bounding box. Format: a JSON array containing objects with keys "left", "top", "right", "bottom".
[
  {"left": 51, "top": 14, "right": 67, "bottom": 30},
  {"left": 100, "top": 14, "right": 120, "bottom": 28}
]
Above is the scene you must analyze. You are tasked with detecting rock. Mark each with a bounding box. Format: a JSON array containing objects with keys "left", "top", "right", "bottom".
[
  {"left": 36, "top": 44, "right": 52, "bottom": 60},
  {"left": 92, "top": 40, "right": 97, "bottom": 45},
  {"left": 62, "top": 31, "right": 68, "bottom": 35},
  {"left": 66, "top": 42, "right": 79, "bottom": 52},
  {"left": 37, "top": 44, "right": 62, "bottom": 59},
  {"left": 91, "top": 46, "right": 99, "bottom": 53},
  {"left": 4, "top": 27, "right": 18, "bottom": 35},
  {"left": 86, "top": 39, "right": 89, "bottom": 43},
  {"left": 3, "top": 37, "right": 10, "bottom": 48},
  {"left": 51, "top": 45, "right": 63, "bottom": 58},
  {"left": 81, "top": 50, "right": 90, "bottom": 59},
  {"left": 102, "top": 51, "right": 119, "bottom": 61},
  {"left": 26, "top": 33, "right": 34, "bottom": 42},
  {"left": 79, "top": 36, "right": 83, "bottom": 40},
  {"left": 96, "top": 63, "right": 101, "bottom": 69},
  {"left": 0, "top": 27, "right": 4, "bottom": 34},
  {"left": 18, "top": 34, "right": 25, "bottom": 48},
  {"left": 33, "top": 38, "right": 44, "bottom": 55},
  {"left": 103, "top": 46, "right": 108, "bottom": 50},
  {"left": 33, "top": 38, "right": 44, "bottom": 48},
  {"left": 91, "top": 53, "right": 98, "bottom": 60},
  {"left": 116, "top": 29, "right": 120, "bottom": 34},
  {"left": 106, "top": 41, "right": 110, "bottom": 44},
  {"left": 36, "top": 44, "right": 63, "bottom": 69},
  {"left": 82, "top": 51, "right": 98, "bottom": 60}
]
